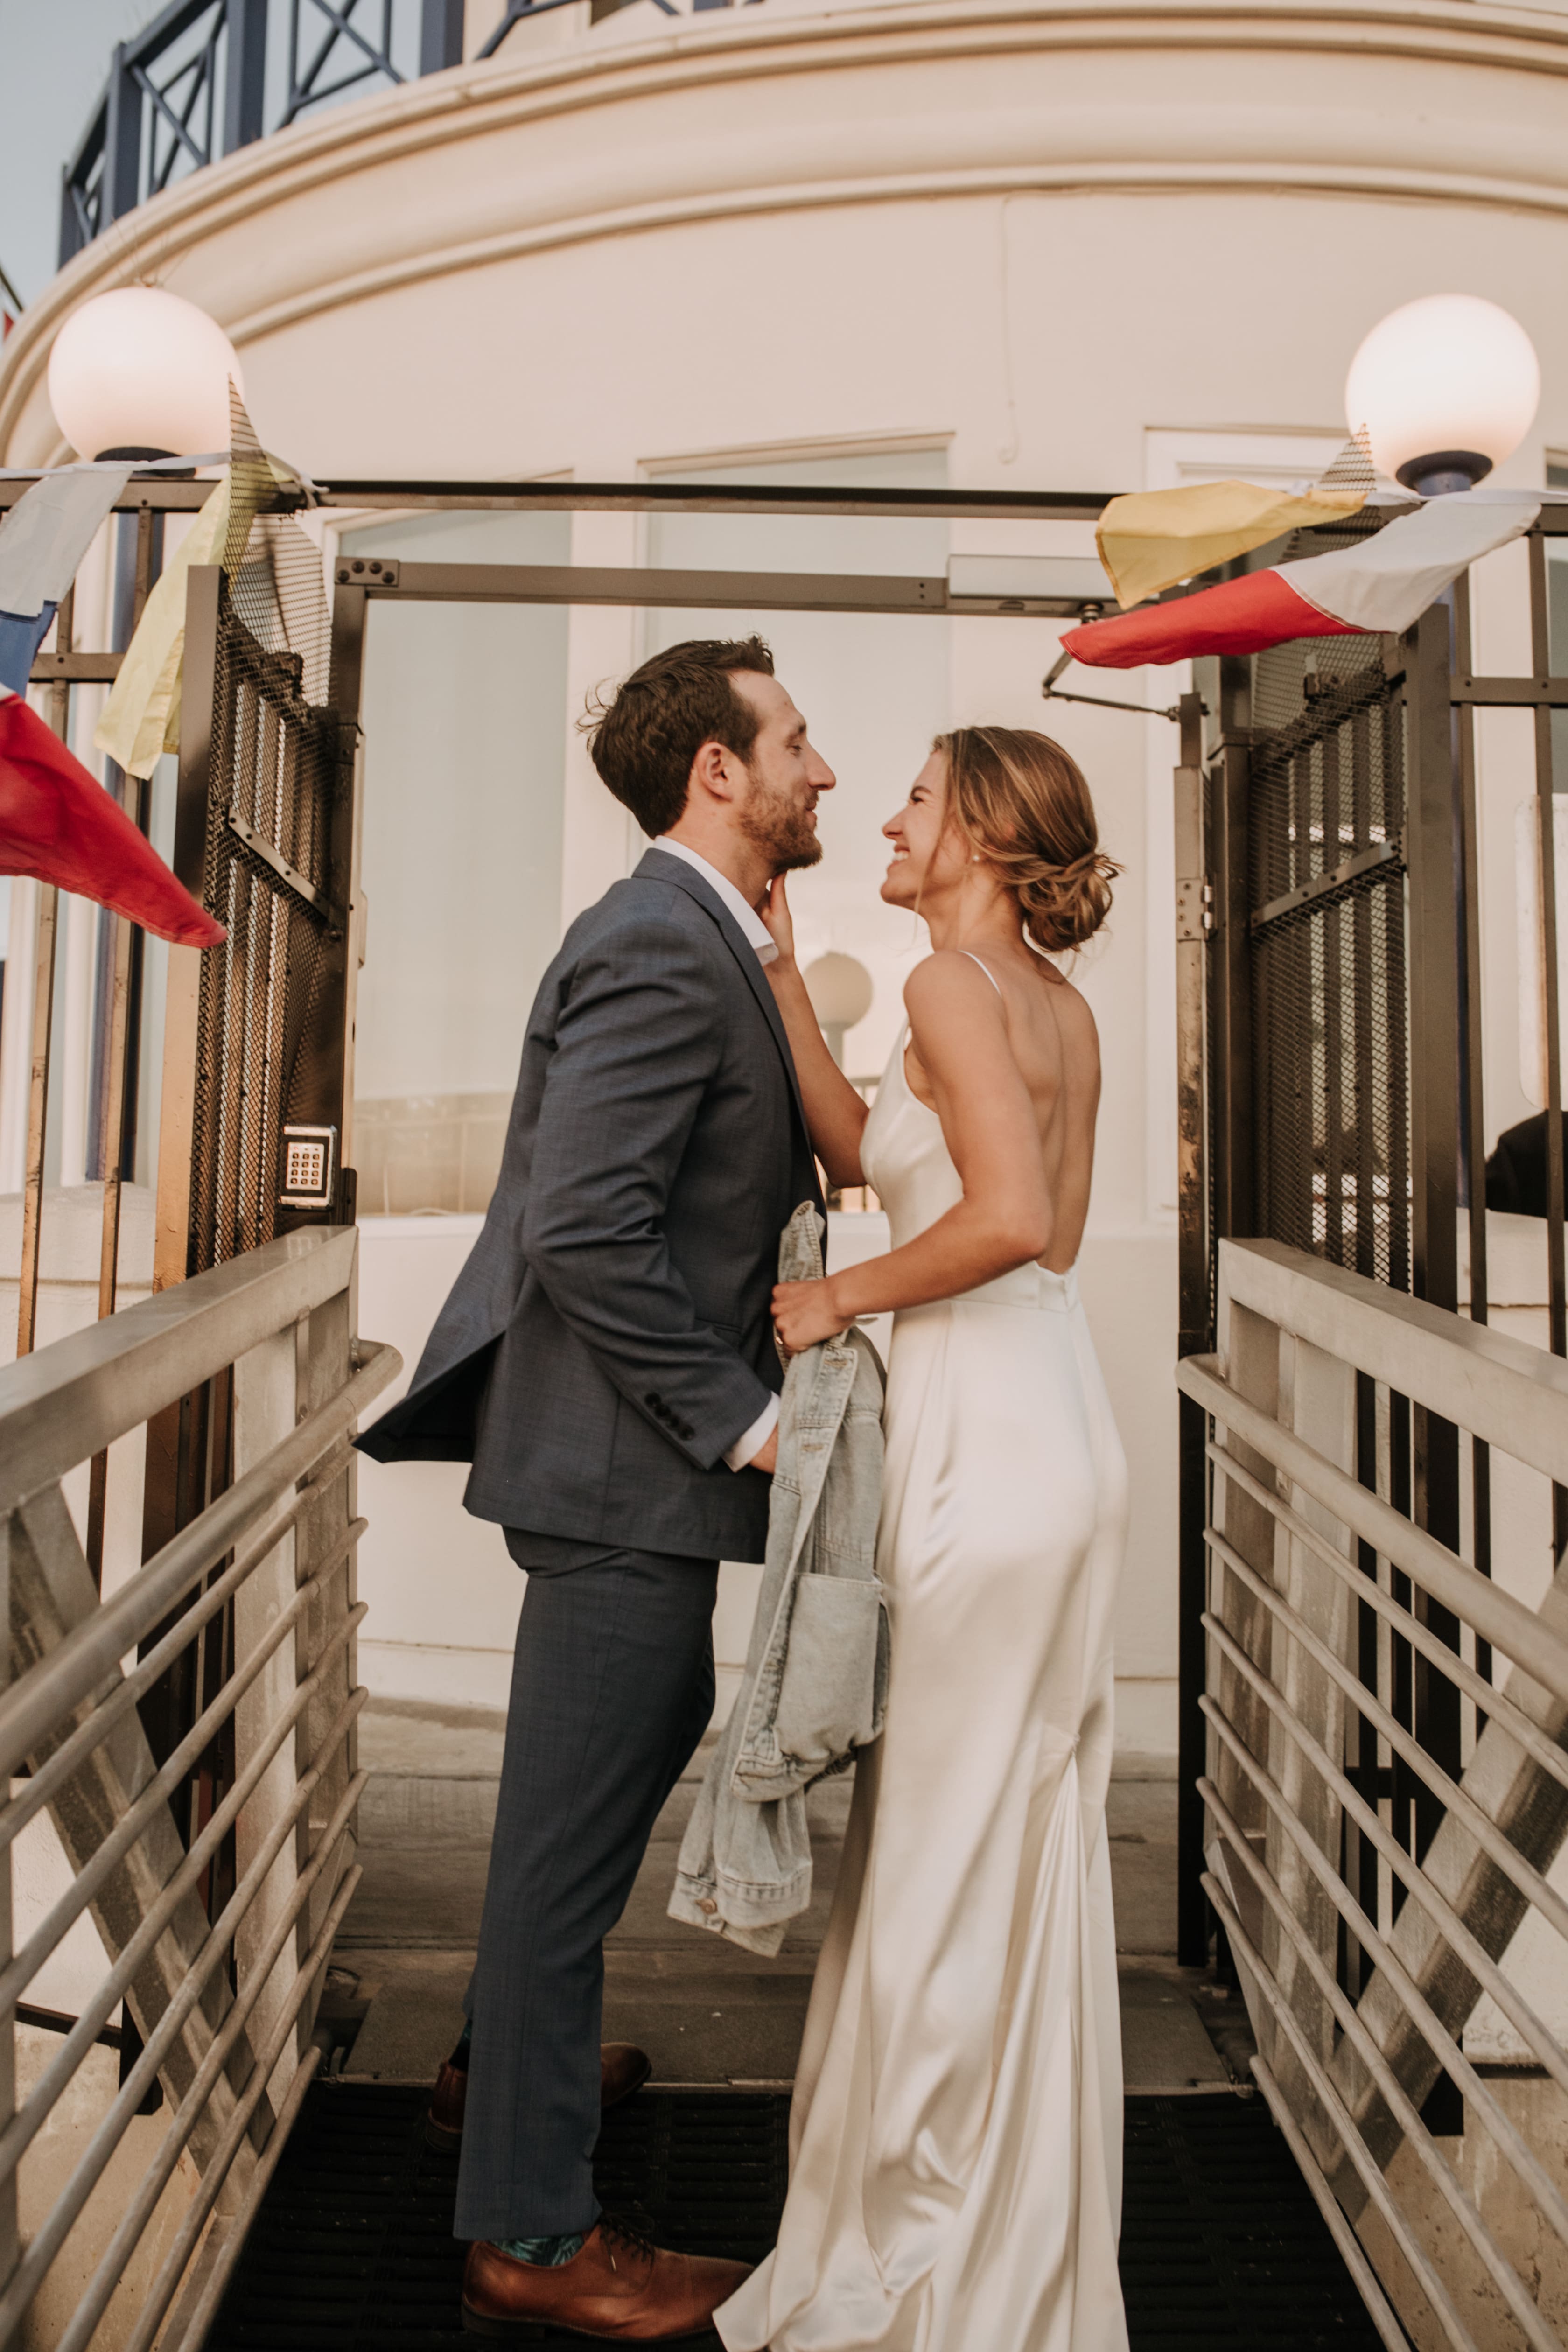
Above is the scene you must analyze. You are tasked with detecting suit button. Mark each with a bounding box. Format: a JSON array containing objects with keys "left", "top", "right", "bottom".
[{"left": 647, "top": 1392, "right": 663, "bottom": 1406}]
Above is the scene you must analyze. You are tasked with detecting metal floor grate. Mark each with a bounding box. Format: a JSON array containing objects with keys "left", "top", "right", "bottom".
[
  {"left": 208, "top": 2086, "right": 1390, "bottom": 2350},
  {"left": 1120, "top": 2097, "right": 1390, "bottom": 2347}
]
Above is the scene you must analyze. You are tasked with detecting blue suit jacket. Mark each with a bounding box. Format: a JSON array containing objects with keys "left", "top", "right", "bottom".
[{"left": 357, "top": 847, "right": 823, "bottom": 1562}]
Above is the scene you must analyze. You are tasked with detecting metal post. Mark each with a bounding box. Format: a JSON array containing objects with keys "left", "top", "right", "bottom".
[
  {"left": 1175, "top": 687, "right": 1212, "bottom": 1966},
  {"left": 1207, "top": 655, "right": 1254, "bottom": 1245},
  {"left": 144, "top": 567, "right": 224, "bottom": 1595},
  {"left": 222, "top": 0, "right": 270, "bottom": 153},
  {"left": 103, "top": 42, "right": 142, "bottom": 228},
  {"left": 420, "top": 0, "right": 466, "bottom": 70},
  {"left": 1402, "top": 602, "right": 1464, "bottom": 1981},
  {"left": 87, "top": 510, "right": 161, "bottom": 1585},
  {"left": 295, "top": 576, "right": 369, "bottom": 1224},
  {"left": 16, "top": 894, "right": 60, "bottom": 1364},
  {"left": 15, "top": 589, "right": 77, "bottom": 1362},
  {"left": 1527, "top": 532, "right": 1568, "bottom": 1556},
  {"left": 1452, "top": 574, "right": 1493, "bottom": 1686},
  {"left": 57, "top": 165, "right": 85, "bottom": 271},
  {"left": 1406, "top": 602, "right": 1462, "bottom": 1325}
]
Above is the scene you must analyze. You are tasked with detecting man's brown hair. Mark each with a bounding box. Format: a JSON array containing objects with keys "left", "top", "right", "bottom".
[{"left": 583, "top": 637, "right": 775, "bottom": 838}]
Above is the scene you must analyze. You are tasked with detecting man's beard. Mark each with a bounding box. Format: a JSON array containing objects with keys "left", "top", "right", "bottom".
[{"left": 740, "top": 777, "right": 822, "bottom": 874}]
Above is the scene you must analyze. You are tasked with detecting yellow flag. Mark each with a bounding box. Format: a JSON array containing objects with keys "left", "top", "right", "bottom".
[
  {"left": 95, "top": 475, "right": 231, "bottom": 780},
  {"left": 1097, "top": 480, "right": 1366, "bottom": 610}
]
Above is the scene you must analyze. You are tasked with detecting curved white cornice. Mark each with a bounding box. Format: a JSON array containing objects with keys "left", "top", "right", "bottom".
[{"left": 8, "top": 0, "right": 1568, "bottom": 452}]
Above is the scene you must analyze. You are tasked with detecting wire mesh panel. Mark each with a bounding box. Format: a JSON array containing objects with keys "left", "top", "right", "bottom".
[
  {"left": 186, "top": 473, "right": 346, "bottom": 1278},
  {"left": 189, "top": 597, "right": 337, "bottom": 1273},
  {"left": 1248, "top": 652, "right": 1410, "bottom": 1295},
  {"left": 141, "top": 444, "right": 356, "bottom": 2030}
]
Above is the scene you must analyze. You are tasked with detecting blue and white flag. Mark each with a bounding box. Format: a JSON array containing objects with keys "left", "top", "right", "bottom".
[{"left": 0, "top": 463, "right": 131, "bottom": 694}]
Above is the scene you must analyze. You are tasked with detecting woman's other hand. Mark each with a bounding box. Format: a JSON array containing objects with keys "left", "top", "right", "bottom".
[
  {"left": 759, "top": 872, "right": 798, "bottom": 970},
  {"left": 773, "top": 1275, "right": 848, "bottom": 1356}
]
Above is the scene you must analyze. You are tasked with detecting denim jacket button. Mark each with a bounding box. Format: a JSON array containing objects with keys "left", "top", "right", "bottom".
[{"left": 698, "top": 1897, "right": 718, "bottom": 1915}]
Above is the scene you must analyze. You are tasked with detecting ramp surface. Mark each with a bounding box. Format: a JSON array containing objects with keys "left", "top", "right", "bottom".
[{"left": 209, "top": 2084, "right": 1386, "bottom": 2349}]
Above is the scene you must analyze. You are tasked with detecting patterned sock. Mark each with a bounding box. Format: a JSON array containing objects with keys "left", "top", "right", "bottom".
[{"left": 497, "top": 2232, "right": 587, "bottom": 2266}]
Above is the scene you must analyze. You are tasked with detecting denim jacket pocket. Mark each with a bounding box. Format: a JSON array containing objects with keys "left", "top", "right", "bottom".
[{"left": 771, "top": 1573, "right": 889, "bottom": 1772}]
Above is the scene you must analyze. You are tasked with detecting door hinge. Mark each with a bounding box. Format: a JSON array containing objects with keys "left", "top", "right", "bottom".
[{"left": 1176, "top": 878, "right": 1213, "bottom": 942}]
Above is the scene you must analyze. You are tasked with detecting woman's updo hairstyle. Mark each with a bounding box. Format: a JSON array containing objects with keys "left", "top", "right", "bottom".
[{"left": 934, "top": 725, "right": 1120, "bottom": 955}]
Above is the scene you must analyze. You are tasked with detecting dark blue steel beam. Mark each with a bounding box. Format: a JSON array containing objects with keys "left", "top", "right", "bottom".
[
  {"left": 223, "top": 0, "right": 270, "bottom": 152},
  {"left": 103, "top": 43, "right": 145, "bottom": 225},
  {"left": 420, "top": 0, "right": 464, "bottom": 70}
]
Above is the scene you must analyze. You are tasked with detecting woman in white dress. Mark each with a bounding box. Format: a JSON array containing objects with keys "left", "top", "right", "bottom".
[{"left": 717, "top": 726, "right": 1131, "bottom": 2352}]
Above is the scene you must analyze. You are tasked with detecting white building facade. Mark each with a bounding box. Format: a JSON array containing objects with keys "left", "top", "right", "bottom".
[{"left": 6, "top": 0, "right": 1568, "bottom": 1771}]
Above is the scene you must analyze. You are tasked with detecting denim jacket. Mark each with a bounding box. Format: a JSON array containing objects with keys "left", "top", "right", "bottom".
[{"left": 669, "top": 1203, "right": 888, "bottom": 1955}]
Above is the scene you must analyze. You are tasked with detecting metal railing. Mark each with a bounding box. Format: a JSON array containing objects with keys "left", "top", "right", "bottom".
[
  {"left": 59, "top": 0, "right": 459, "bottom": 265},
  {"left": 55, "top": 0, "right": 733, "bottom": 270},
  {"left": 0, "top": 1223, "right": 397, "bottom": 2348},
  {"left": 1179, "top": 1235, "right": 1568, "bottom": 2351}
]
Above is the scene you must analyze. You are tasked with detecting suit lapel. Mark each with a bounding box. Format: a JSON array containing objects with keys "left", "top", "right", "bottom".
[{"left": 637, "top": 847, "right": 813, "bottom": 1151}]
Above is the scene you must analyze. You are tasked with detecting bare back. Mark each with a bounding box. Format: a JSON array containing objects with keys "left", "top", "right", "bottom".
[{"left": 904, "top": 947, "right": 1100, "bottom": 1273}]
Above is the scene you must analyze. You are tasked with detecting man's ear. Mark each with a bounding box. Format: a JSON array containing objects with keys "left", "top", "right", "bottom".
[{"left": 689, "top": 737, "right": 740, "bottom": 807}]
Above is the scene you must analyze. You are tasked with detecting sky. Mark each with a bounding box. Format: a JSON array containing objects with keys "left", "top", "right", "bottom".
[{"left": 0, "top": 0, "right": 165, "bottom": 311}]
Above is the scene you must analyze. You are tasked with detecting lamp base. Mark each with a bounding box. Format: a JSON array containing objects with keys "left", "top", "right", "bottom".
[{"left": 1395, "top": 449, "right": 1493, "bottom": 497}]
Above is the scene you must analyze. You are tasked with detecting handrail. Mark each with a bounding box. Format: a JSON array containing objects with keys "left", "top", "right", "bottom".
[
  {"left": 0, "top": 1336, "right": 391, "bottom": 1780},
  {"left": 0, "top": 1225, "right": 357, "bottom": 1511},
  {"left": 1218, "top": 1236, "right": 1568, "bottom": 1486},
  {"left": 0, "top": 1218, "right": 398, "bottom": 2345},
  {"left": 1175, "top": 1350, "right": 1568, "bottom": 1705},
  {"left": 1184, "top": 1235, "right": 1568, "bottom": 2352}
]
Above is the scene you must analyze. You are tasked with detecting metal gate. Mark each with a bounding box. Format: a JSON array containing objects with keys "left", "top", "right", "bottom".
[
  {"left": 136, "top": 504, "right": 358, "bottom": 1990},
  {"left": 1246, "top": 643, "right": 1409, "bottom": 1295},
  {"left": 170, "top": 533, "right": 356, "bottom": 1283},
  {"left": 1177, "top": 506, "right": 1568, "bottom": 2346}
]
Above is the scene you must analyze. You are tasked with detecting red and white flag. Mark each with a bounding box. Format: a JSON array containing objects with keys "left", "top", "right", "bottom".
[
  {"left": 1061, "top": 492, "right": 1540, "bottom": 669},
  {"left": 0, "top": 686, "right": 224, "bottom": 947}
]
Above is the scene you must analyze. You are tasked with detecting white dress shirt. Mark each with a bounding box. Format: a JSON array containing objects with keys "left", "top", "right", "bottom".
[
  {"left": 653, "top": 836, "right": 782, "bottom": 1473},
  {"left": 654, "top": 834, "right": 779, "bottom": 965}
]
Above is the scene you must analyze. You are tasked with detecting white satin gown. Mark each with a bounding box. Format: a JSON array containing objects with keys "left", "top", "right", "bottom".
[{"left": 717, "top": 1010, "right": 1131, "bottom": 2352}]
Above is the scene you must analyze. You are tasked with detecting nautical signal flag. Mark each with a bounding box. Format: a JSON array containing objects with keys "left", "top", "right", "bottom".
[
  {"left": 1062, "top": 492, "right": 1541, "bottom": 669},
  {"left": 0, "top": 464, "right": 132, "bottom": 697},
  {"left": 0, "top": 687, "right": 224, "bottom": 947}
]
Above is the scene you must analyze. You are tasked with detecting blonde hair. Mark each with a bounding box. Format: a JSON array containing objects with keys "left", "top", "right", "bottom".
[{"left": 934, "top": 725, "right": 1120, "bottom": 954}]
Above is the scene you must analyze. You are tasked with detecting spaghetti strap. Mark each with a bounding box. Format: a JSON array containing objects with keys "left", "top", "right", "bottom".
[{"left": 960, "top": 951, "right": 1005, "bottom": 998}]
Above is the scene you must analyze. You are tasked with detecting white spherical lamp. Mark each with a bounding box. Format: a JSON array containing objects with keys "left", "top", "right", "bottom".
[
  {"left": 1344, "top": 294, "right": 1540, "bottom": 495},
  {"left": 48, "top": 287, "right": 244, "bottom": 462},
  {"left": 805, "top": 952, "right": 874, "bottom": 1068}
]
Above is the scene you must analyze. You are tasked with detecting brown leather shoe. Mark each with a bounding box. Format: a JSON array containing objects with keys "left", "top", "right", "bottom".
[
  {"left": 600, "top": 2041, "right": 653, "bottom": 2110},
  {"left": 462, "top": 2214, "right": 751, "bottom": 2340},
  {"left": 426, "top": 2056, "right": 469, "bottom": 2153},
  {"left": 426, "top": 2042, "right": 653, "bottom": 2153}
]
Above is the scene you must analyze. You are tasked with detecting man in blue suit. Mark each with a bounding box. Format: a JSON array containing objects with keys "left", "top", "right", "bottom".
[{"left": 359, "top": 637, "right": 833, "bottom": 2340}]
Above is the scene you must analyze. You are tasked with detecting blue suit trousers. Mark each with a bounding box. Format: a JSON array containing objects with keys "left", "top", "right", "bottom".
[{"left": 452, "top": 1531, "right": 718, "bottom": 2243}]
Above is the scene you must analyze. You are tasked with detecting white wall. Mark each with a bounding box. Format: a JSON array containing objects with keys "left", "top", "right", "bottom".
[
  {"left": 345, "top": 507, "right": 572, "bottom": 1105},
  {"left": 341, "top": 434, "right": 1177, "bottom": 1765}
]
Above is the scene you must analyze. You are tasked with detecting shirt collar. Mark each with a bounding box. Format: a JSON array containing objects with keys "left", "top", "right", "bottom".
[{"left": 652, "top": 838, "right": 778, "bottom": 965}]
